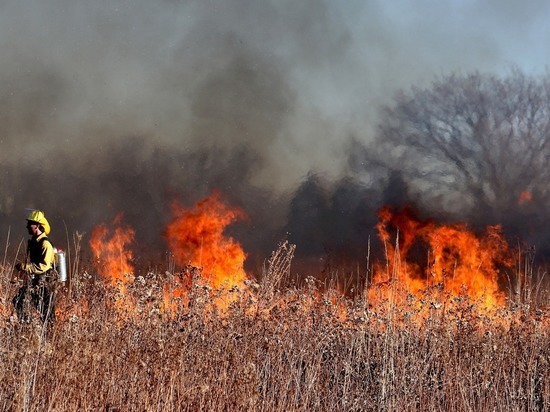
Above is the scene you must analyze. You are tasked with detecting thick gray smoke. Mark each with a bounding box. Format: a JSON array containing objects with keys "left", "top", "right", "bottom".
[{"left": 1, "top": 1, "right": 550, "bottom": 274}]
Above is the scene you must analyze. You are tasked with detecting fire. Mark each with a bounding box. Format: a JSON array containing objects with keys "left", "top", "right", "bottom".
[
  {"left": 89, "top": 213, "right": 135, "bottom": 294},
  {"left": 518, "top": 191, "right": 532, "bottom": 205},
  {"left": 50, "top": 194, "right": 545, "bottom": 331},
  {"left": 164, "top": 191, "right": 247, "bottom": 289},
  {"left": 371, "top": 206, "right": 512, "bottom": 311}
]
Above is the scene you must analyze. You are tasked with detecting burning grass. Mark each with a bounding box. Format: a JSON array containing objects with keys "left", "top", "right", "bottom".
[
  {"left": 0, "top": 250, "right": 548, "bottom": 411},
  {"left": 1, "top": 195, "right": 549, "bottom": 410}
]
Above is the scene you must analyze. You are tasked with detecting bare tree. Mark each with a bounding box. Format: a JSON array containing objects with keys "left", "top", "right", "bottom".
[{"left": 374, "top": 70, "right": 550, "bottom": 232}]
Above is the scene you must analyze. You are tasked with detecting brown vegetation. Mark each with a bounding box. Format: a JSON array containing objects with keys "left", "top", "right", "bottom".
[{"left": 0, "top": 242, "right": 548, "bottom": 412}]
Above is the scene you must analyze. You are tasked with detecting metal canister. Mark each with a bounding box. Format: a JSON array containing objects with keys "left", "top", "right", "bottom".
[{"left": 55, "top": 248, "right": 67, "bottom": 282}]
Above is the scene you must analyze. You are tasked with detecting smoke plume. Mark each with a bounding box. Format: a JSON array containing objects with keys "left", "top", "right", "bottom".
[{"left": 2, "top": 0, "right": 550, "bottom": 274}]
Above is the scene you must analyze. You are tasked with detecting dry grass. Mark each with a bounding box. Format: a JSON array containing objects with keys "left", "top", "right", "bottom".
[{"left": 0, "top": 247, "right": 548, "bottom": 412}]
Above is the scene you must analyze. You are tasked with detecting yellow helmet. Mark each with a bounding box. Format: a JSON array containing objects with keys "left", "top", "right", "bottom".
[{"left": 27, "top": 210, "right": 51, "bottom": 235}]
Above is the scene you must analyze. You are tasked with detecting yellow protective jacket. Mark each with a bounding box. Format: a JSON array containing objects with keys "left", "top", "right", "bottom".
[{"left": 22, "top": 233, "right": 54, "bottom": 275}]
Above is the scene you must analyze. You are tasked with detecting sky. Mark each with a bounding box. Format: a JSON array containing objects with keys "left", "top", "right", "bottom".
[{"left": 1, "top": 0, "right": 550, "bottom": 268}]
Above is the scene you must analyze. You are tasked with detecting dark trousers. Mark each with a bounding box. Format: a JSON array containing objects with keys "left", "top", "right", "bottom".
[{"left": 12, "top": 274, "right": 56, "bottom": 324}]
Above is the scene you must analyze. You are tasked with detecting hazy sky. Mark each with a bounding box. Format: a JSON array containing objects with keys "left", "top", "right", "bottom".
[
  {"left": 2, "top": 0, "right": 550, "bottom": 259},
  {"left": 3, "top": 1, "right": 549, "bottom": 186}
]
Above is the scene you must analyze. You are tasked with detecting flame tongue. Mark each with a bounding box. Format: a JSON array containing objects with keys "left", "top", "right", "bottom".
[
  {"left": 518, "top": 191, "right": 532, "bottom": 205},
  {"left": 165, "top": 192, "right": 247, "bottom": 289},
  {"left": 373, "top": 206, "right": 511, "bottom": 309},
  {"left": 89, "top": 213, "right": 135, "bottom": 289},
  {"left": 89, "top": 214, "right": 136, "bottom": 316}
]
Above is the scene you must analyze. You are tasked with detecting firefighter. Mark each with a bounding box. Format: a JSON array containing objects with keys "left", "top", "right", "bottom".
[{"left": 12, "top": 210, "right": 56, "bottom": 324}]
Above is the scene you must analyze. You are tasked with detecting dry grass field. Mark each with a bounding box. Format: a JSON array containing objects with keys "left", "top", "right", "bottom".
[{"left": 0, "top": 239, "right": 548, "bottom": 412}]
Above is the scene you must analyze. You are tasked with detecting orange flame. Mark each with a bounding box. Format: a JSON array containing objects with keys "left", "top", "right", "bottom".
[
  {"left": 518, "top": 191, "right": 532, "bottom": 205},
  {"left": 164, "top": 191, "right": 247, "bottom": 289},
  {"left": 371, "top": 206, "right": 512, "bottom": 310},
  {"left": 89, "top": 213, "right": 135, "bottom": 293}
]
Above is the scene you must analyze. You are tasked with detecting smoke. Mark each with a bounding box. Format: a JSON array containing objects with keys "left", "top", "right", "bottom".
[{"left": 1, "top": 0, "right": 550, "bottom": 272}]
